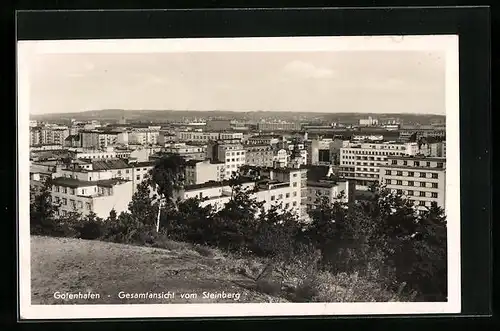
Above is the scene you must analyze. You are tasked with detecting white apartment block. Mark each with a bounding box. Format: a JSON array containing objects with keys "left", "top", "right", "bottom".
[
  {"left": 216, "top": 143, "right": 246, "bottom": 178},
  {"left": 50, "top": 177, "right": 133, "bottom": 219},
  {"left": 378, "top": 155, "right": 446, "bottom": 213},
  {"left": 273, "top": 148, "right": 289, "bottom": 167},
  {"left": 339, "top": 141, "right": 419, "bottom": 190},
  {"left": 80, "top": 131, "right": 127, "bottom": 149},
  {"left": 128, "top": 128, "right": 160, "bottom": 145},
  {"left": 174, "top": 167, "right": 306, "bottom": 220},
  {"left": 185, "top": 159, "right": 226, "bottom": 185},
  {"left": 304, "top": 179, "right": 350, "bottom": 220},
  {"left": 30, "top": 127, "right": 70, "bottom": 146}
]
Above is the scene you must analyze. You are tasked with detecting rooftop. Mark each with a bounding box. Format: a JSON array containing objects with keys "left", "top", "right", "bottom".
[
  {"left": 385, "top": 155, "right": 446, "bottom": 162},
  {"left": 183, "top": 177, "right": 254, "bottom": 191},
  {"left": 51, "top": 177, "right": 130, "bottom": 188},
  {"left": 91, "top": 159, "right": 132, "bottom": 170},
  {"left": 307, "top": 180, "right": 344, "bottom": 188}
]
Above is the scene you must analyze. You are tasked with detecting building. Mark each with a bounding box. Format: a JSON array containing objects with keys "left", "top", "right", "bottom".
[
  {"left": 128, "top": 127, "right": 160, "bottom": 145},
  {"left": 339, "top": 141, "right": 419, "bottom": 190},
  {"left": 399, "top": 125, "right": 446, "bottom": 141},
  {"left": 50, "top": 177, "right": 133, "bottom": 219},
  {"left": 273, "top": 148, "right": 289, "bottom": 168},
  {"left": 258, "top": 122, "right": 302, "bottom": 131},
  {"left": 175, "top": 131, "right": 243, "bottom": 143},
  {"left": 30, "top": 126, "right": 70, "bottom": 146},
  {"left": 305, "top": 179, "right": 350, "bottom": 213},
  {"left": 247, "top": 135, "right": 281, "bottom": 145},
  {"left": 378, "top": 155, "right": 446, "bottom": 213},
  {"left": 162, "top": 143, "right": 206, "bottom": 161},
  {"left": 359, "top": 116, "right": 379, "bottom": 126},
  {"left": 174, "top": 167, "right": 307, "bottom": 219},
  {"left": 69, "top": 149, "right": 118, "bottom": 160},
  {"left": 185, "top": 159, "right": 226, "bottom": 185},
  {"left": 305, "top": 138, "right": 342, "bottom": 166},
  {"left": 244, "top": 144, "right": 274, "bottom": 167},
  {"left": 216, "top": 142, "right": 246, "bottom": 178},
  {"left": 80, "top": 130, "right": 124, "bottom": 149}
]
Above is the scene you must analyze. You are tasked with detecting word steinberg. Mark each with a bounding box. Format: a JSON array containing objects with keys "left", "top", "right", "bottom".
[
  {"left": 118, "top": 291, "right": 242, "bottom": 301},
  {"left": 53, "top": 291, "right": 100, "bottom": 300}
]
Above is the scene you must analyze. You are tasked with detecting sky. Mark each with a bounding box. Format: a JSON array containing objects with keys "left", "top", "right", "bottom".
[{"left": 26, "top": 49, "right": 446, "bottom": 115}]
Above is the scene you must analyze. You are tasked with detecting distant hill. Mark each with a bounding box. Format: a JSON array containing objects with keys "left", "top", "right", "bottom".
[{"left": 30, "top": 109, "right": 445, "bottom": 125}]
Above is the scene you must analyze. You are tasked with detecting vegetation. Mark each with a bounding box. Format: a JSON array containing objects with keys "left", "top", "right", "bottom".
[{"left": 30, "top": 154, "right": 448, "bottom": 302}]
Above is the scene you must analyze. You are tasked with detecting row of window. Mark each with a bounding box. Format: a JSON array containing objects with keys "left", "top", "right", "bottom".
[
  {"left": 270, "top": 191, "right": 298, "bottom": 201},
  {"left": 225, "top": 151, "right": 245, "bottom": 156},
  {"left": 385, "top": 179, "right": 439, "bottom": 188},
  {"left": 343, "top": 149, "right": 406, "bottom": 155},
  {"left": 54, "top": 196, "right": 92, "bottom": 210},
  {"left": 391, "top": 160, "right": 444, "bottom": 168},
  {"left": 226, "top": 157, "right": 244, "bottom": 163},
  {"left": 385, "top": 170, "right": 439, "bottom": 178},
  {"left": 391, "top": 188, "right": 439, "bottom": 198}
]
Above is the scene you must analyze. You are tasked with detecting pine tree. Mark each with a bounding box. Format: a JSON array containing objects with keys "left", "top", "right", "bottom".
[{"left": 30, "top": 178, "right": 59, "bottom": 235}]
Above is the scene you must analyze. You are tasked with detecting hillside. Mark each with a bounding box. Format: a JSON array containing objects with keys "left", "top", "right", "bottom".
[{"left": 30, "top": 236, "right": 288, "bottom": 304}]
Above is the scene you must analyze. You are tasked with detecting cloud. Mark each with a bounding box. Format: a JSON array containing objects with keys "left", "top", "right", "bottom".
[{"left": 283, "top": 60, "right": 336, "bottom": 79}]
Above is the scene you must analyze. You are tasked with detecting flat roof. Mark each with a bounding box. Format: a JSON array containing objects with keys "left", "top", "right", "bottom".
[
  {"left": 386, "top": 155, "right": 446, "bottom": 162},
  {"left": 51, "top": 177, "right": 131, "bottom": 188}
]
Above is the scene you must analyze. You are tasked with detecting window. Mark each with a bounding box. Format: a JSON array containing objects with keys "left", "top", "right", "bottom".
[
  {"left": 431, "top": 192, "right": 438, "bottom": 198},
  {"left": 420, "top": 182, "right": 426, "bottom": 187},
  {"left": 426, "top": 161, "right": 431, "bottom": 167},
  {"left": 403, "top": 160, "right": 408, "bottom": 165},
  {"left": 278, "top": 194, "right": 283, "bottom": 199},
  {"left": 286, "top": 193, "right": 290, "bottom": 198},
  {"left": 78, "top": 201, "right": 83, "bottom": 209},
  {"left": 397, "top": 171, "right": 403, "bottom": 176},
  {"left": 292, "top": 201, "right": 297, "bottom": 206},
  {"left": 407, "top": 181, "right": 414, "bottom": 186},
  {"left": 391, "top": 160, "right": 397, "bottom": 165},
  {"left": 396, "top": 189, "right": 403, "bottom": 195},
  {"left": 431, "top": 173, "right": 438, "bottom": 179},
  {"left": 414, "top": 161, "right": 420, "bottom": 166},
  {"left": 408, "top": 190, "right": 414, "bottom": 196},
  {"left": 437, "top": 162, "right": 444, "bottom": 168},
  {"left": 62, "top": 198, "right": 67, "bottom": 205},
  {"left": 293, "top": 192, "right": 297, "bottom": 197},
  {"left": 86, "top": 202, "right": 91, "bottom": 210},
  {"left": 126, "top": 169, "right": 130, "bottom": 173},
  {"left": 70, "top": 200, "right": 76, "bottom": 208},
  {"left": 271, "top": 195, "right": 275, "bottom": 201},
  {"left": 419, "top": 201, "right": 426, "bottom": 206},
  {"left": 285, "top": 203, "right": 290, "bottom": 209},
  {"left": 419, "top": 191, "right": 426, "bottom": 197},
  {"left": 385, "top": 170, "right": 391, "bottom": 175},
  {"left": 63, "top": 187, "right": 67, "bottom": 194},
  {"left": 432, "top": 183, "right": 438, "bottom": 188},
  {"left": 293, "top": 173, "right": 298, "bottom": 177},
  {"left": 293, "top": 182, "right": 298, "bottom": 187},
  {"left": 408, "top": 171, "right": 414, "bottom": 177},
  {"left": 420, "top": 172, "right": 427, "bottom": 178},
  {"left": 385, "top": 179, "right": 391, "bottom": 185},
  {"left": 396, "top": 180, "right": 402, "bottom": 185}
]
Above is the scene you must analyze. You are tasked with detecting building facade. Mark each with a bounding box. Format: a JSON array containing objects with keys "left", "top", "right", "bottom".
[
  {"left": 339, "top": 141, "right": 419, "bottom": 190},
  {"left": 244, "top": 144, "right": 274, "bottom": 167},
  {"left": 378, "top": 155, "right": 446, "bottom": 213},
  {"left": 185, "top": 159, "right": 225, "bottom": 185}
]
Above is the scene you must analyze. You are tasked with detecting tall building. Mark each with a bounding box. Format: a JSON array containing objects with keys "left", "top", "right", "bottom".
[
  {"left": 30, "top": 126, "right": 70, "bottom": 146},
  {"left": 339, "top": 141, "right": 419, "bottom": 190},
  {"left": 378, "top": 155, "right": 446, "bottom": 213}
]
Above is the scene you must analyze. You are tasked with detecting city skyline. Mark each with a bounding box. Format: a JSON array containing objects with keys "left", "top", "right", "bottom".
[{"left": 25, "top": 48, "right": 446, "bottom": 116}]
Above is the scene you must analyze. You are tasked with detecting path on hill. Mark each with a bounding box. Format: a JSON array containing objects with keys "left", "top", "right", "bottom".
[{"left": 30, "top": 236, "right": 287, "bottom": 305}]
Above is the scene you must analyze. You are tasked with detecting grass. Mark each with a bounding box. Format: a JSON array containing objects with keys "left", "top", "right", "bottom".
[{"left": 30, "top": 235, "right": 287, "bottom": 305}]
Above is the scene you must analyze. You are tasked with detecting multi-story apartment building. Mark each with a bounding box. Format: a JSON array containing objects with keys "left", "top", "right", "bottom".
[
  {"left": 257, "top": 122, "right": 302, "bottom": 131},
  {"left": 128, "top": 127, "right": 160, "bottom": 145},
  {"left": 216, "top": 142, "right": 246, "bottom": 178},
  {"left": 162, "top": 143, "right": 206, "bottom": 161},
  {"left": 305, "top": 138, "right": 342, "bottom": 165},
  {"left": 378, "top": 155, "right": 446, "bottom": 213},
  {"left": 30, "top": 126, "right": 70, "bottom": 146},
  {"left": 399, "top": 125, "right": 446, "bottom": 141},
  {"left": 80, "top": 130, "right": 126, "bottom": 149},
  {"left": 339, "top": 141, "right": 419, "bottom": 190},
  {"left": 244, "top": 144, "right": 274, "bottom": 167},
  {"left": 174, "top": 167, "right": 307, "bottom": 220},
  {"left": 247, "top": 135, "right": 281, "bottom": 145},
  {"left": 69, "top": 149, "right": 118, "bottom": 160},
  {"left": 184, "top": 159, "right": 226, "bottom": 185},
  {"left": 175, "top": 131, "right": 243, "bottom": 143},
  {"left": 50, "top": 176, "right": 133, "bottom": 219},
  {"left": 305, "top": 179, "right": 350, "bottom": 216}
]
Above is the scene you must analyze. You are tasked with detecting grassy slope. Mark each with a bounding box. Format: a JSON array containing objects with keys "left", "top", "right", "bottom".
[{"left": 31, "top": 236, "right": 287, "bottom": 305}]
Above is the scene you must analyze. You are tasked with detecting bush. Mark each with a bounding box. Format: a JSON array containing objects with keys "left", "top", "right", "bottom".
[
  {"left": 77, "top": 220, "right": 105, "bottom": 240},
  {"left": 193, "top": 245, "right": 215, "bottom": 257},
  {"left": 152, "top": 232, "right": 191, "bottom": 251},
  {"left": 256, "top": 279, "right": 282, "bottom": 296}
]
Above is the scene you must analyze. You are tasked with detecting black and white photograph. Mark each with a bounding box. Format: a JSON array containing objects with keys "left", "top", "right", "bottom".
[{"left": 18, "top": 35, "right": 461, "bottom": 319}]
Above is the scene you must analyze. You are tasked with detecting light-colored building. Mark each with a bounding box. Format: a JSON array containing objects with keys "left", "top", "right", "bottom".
[
  {"left": 273, "top": 148, "right": 289, "bottom": 168},
  {"left": 258, "top": 122, "right": 302, "bottom": 131},
  {"left": 305, "top": 179, "right": 350, "bottom": 218},
  {"left": 50, "top": 177, "right": 133, "bottom": 219},
  {"left": 339, "top": 141, "right": 419, "bottom": 190},
  {"left": 378, "top": 155, "right": 446, "bottom": 213},
  {"left": 174, "top": 167, "right": 307, "bottom": 219},
  {"left": 244, "top": 144, "right": 274, "bottom": 167},
  {"left": 30, "top": 126, "right": 70, "bottom": 147},
  {"left": 185, "top": 159, "right": 226, "bottom": 185},
  {"left": 247, "top": 135, "right": 281, "bottom": 145},
  {"left": 128, "top": 128, "right": 160, "bottom": 145},
  {"left": 162, "top": 143, "right": 206, "bottom": 161},
  {"left": 80, "top": 130, "right": 124, "bottom": 149},
  {"left": 359, "top": 116, "right": 379, "bottom": 126},
  {"left": 175, "top": 131, "right": 243, "bottom": 143}
]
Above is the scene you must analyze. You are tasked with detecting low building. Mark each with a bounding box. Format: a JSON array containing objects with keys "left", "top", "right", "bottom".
[
  {"left": 378, "top": 155, "right": 446, "bottom": 213},
  {"left": 162, "top": 143, "right": 206, "bottom": 161},
  {"left": 185, "top": 159, "right": 226, "bottom": 185},
  {"left": 244, "top": 144, "right": 274, "bottom": 167},
  {"left": 50, "top": 177, "right": 133, "bottom": 219},
  {"left": 305, "top": 179, "right": 350, "bottom": 213}
]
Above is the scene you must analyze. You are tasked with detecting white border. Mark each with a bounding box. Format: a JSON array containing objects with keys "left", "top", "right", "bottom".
[{"left": 17, "top": 35, "right": 461, "bottom": 320}]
